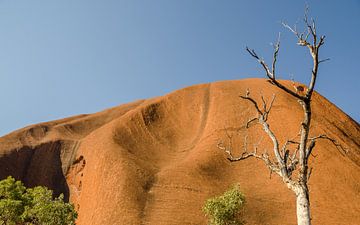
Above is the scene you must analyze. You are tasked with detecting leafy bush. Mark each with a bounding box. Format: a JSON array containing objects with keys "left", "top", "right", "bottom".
[
  {"left": 0, "top": 176, "right": 77, "bottom": 225},
  {"left": 203, "top": 184, "right": 245, "bottom": 225}
]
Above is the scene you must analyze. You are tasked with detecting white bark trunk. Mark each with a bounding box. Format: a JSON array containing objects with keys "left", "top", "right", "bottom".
[{"left": 296, "top": 188, "right": 311, "bottom": 225}]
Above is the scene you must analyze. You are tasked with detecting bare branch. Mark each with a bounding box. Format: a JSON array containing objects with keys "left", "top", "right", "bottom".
[
  {"left": 247, "top": 33, "right": 309, "bottom": 101},
  {"left": 274, "top": 80, "right": 307, "bottom": 100},
  {"left": 246, "top": 47, "right": 274, "bottom": 79},
  {"left": 235, "top": 8, "right": 333, "bottom": 223},
  {"left": 281, "top": 22, "right": 299, "bottom": 38},
  {"left": 281, "top": 139, "right": 300, "bottom": 158},
  {"left": 319, "top": 58, "right": 330, "bottom": 64},
  {"left": 307, "top": 167, "right": 313, "bottom": 181},
  {"left": 265, "top": 94, "right": 276, "bottom": 116},
  {"left": 287, "top": 158, "right": 299, "bottom": 176},
  {"left": 279, "top": 138, "right": 301, "bottom": 177},
  {"left": 291, "top": 143, "right": 300, "bottom": 162},
  {"left": 318, "top": 35, "right": 326, "bottom": 48},
  {"left": 311, "top": 18, "right": 317, "bottom": 36},
  {"left": 218, "top": 133, "right": 261, "bottom": 162},
  {"left": 240, "top": 92, "right": 276, "bottom": 123},
  {"left": 246, "top": 117, "right": 257, "bottom": 128},
  {"left": 283, "top": 149, "right": 290, "bottom": 167},
  {"left": 282, "top": 21, "right": 311, "bottom": 48},
  {"left": 271, "top": 33, "right": 281, "bottom": 79},
  {"left": 217, "top": 127, "right": 234, "bottom": 158},
  {"left": 306, "top": 134, "right": 347, "bottom": 159},
  {"left": 280, "top": 5, "right": 328, "bottom": 103},
  {"left": 239, "top": 90, "right": 294, "bottom": 180},
  {"left": 303, "top": 5, "right": 318, "bottom": 47},
  {"left": 261, "top": 95, "right": 267, "bottom": 111},
  {"left": 239, "top": 93, "right": 263, "bottom": 115}
]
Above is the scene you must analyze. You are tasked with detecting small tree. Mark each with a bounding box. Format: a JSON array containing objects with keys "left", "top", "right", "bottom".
[
  {"left": 0, "top": 176, "right": 26, "bottom": 224},
  {"left": 0, "top": 176, "right": 77, "bottom": 225},
  {"left": 217, "top": 7, "right": 345, "bottom": 225},
  {"left": 203, "top": 184, "right": 245, "bottom": 225}
]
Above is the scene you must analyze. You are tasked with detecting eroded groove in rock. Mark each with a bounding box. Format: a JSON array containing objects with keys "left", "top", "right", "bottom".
[{"left": 0, "top": 79, "right": 359, "bottom": 225}]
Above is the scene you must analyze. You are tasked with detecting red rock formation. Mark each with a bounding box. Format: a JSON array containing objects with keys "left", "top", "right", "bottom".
[{"left": 1, "top": 79, "right": 359, "bottom": 224}]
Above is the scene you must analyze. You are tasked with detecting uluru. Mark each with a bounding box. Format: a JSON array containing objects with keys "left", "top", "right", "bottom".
[{"left": 1, "top": 79, "right": 359, "bottom": 225}]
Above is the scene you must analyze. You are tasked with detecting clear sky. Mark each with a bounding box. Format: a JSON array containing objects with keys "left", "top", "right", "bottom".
[{"left": 0, "top": 0, "right": 359, "bottom": 136}]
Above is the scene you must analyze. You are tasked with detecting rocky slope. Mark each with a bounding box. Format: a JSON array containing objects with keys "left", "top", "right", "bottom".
[{"left": 1, "top": 79, "right": 359, "bottom": 225}]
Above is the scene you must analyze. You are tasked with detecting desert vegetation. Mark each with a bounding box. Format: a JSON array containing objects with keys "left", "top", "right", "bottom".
[
  {"left": 0, "top": 176, "right": 77, "bottom": 225},
  {"left": 203, "top": 184, "right": 245, "bottom": 225}
]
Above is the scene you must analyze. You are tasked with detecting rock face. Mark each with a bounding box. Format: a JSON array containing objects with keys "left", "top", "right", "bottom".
[{"left": 0, "top": 79, "right": 359, "bottom": 225}]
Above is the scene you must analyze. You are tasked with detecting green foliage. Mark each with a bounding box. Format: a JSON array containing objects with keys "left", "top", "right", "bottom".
[
  {"left": 0, "top": 176, "right": 77, "bottom": 225},
  {"left": 0, "top": 176, "right": 26, "bottom": 225},
  {"left": 203, "top": 184, "right": 246, "bottom": 225}
]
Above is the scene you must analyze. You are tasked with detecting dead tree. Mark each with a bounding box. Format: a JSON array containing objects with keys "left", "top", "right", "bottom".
[{"left": 218, "top": 8, "right": 344, "bottom": 225}]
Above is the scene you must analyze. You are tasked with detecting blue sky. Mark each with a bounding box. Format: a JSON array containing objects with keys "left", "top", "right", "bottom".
[{"left": 0, "top": 0, "right": 359, "bottom": 136}]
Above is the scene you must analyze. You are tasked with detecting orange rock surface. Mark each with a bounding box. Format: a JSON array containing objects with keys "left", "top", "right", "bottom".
[{"left": 1, "top": 79, "right": 359, "bottom": 225}]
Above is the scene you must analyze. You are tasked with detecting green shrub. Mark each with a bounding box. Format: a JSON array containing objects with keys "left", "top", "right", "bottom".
[
  {"left": 203, "top": 184, "right": 245, "bottom": 225},
  {"left": 0, "top": 176, "right": 77, "bottom": 225}
]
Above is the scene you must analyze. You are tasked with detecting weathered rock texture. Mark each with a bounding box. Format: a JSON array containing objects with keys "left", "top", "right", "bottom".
[{"left": 1, "top": 79, "right": 359, "bottom": 225}]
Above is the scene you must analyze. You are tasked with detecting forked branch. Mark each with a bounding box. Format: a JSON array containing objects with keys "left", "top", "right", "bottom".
[
  {"left": 247, "top": 7, "right": 327, "bottom": 104},
  {"left": 306, "top": 134, "right": 347, "bottom": 159},
  {"left": 217, "top": 131, "right": 281, "bottom": 175},
  {"left": 281, "top": 8, "right": 327, "bottom": 100},
  {"left": 224, "top": 6, "right": 335, "bottom": 225},
  {"left": 246, "top": 45, "right": 306, "bottom": 101},
  {"left": 239, "top": 90, "right": 276, "bottom": 122},
  {"left": 239, "top": 91, "right": 299, "bottom": 180}
]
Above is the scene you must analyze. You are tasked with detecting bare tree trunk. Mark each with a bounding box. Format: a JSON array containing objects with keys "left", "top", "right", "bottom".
[
  {"left": 219, "top": 7, "right": 346, "bottom": 225},
  {"left": 296, "top": 186, "right": 311, "bottom": 225}
]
